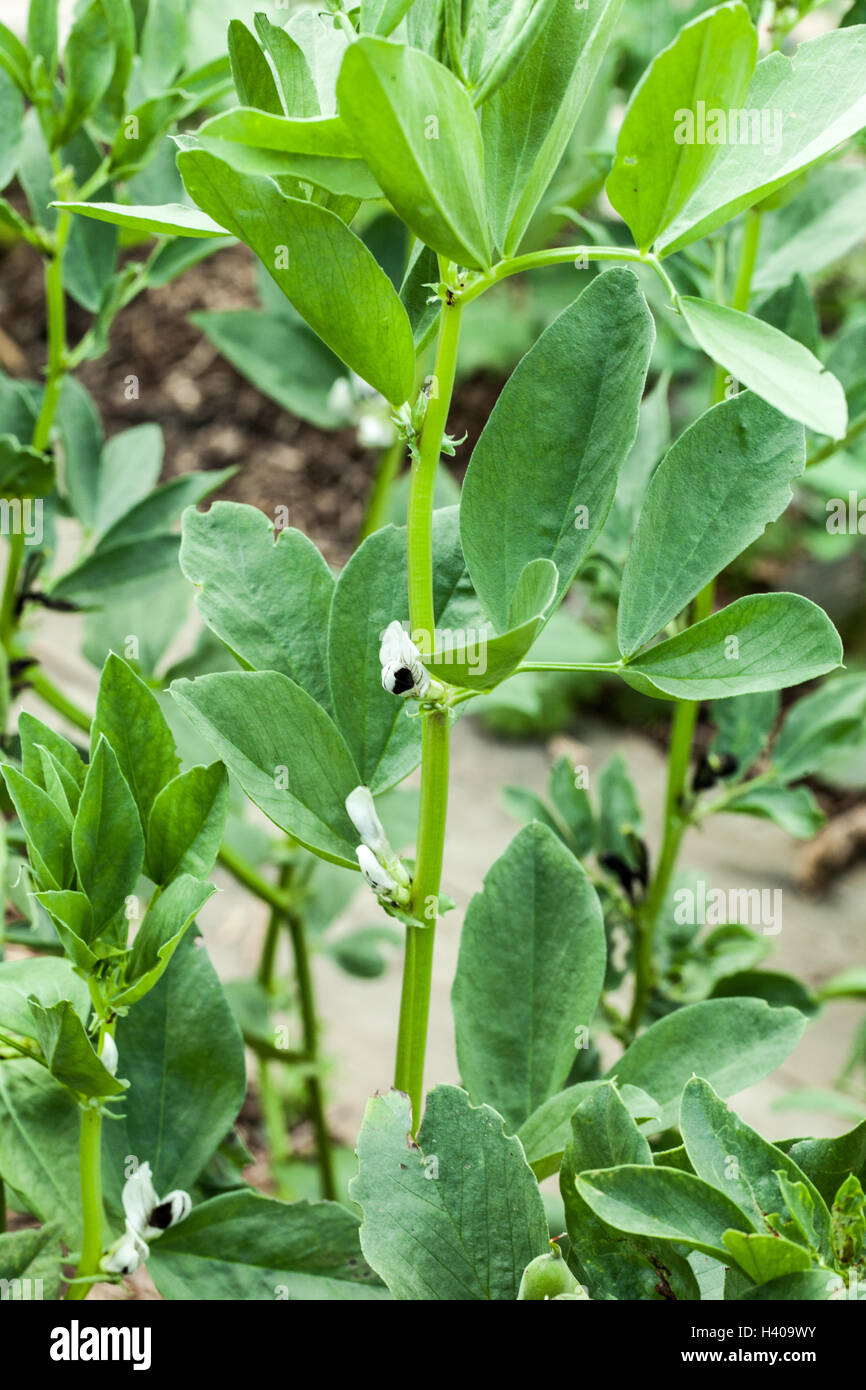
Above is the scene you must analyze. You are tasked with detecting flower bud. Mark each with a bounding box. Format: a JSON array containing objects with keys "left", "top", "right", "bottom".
[
  {"left": 100, "top": 1034, "right": 118, "bottom": 1076},
  {"left": 346, "top": 786, "right": 390, "bottom": 859}
]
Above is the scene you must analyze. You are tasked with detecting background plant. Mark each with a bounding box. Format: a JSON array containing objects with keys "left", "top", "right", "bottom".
[{"left": 0, "top": 0, "right": 395, "bottom": 1209}]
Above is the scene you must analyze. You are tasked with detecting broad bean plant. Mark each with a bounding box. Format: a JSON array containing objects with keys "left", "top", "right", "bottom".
[{"left": 1, "top": 0, "right": 866, "bottom": 1302}]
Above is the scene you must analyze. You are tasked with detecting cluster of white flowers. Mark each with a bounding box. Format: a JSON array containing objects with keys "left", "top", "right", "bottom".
[
  {"left": 100, "top": 1161, "right": 191, "bottom": 1277},
  {"left": 346, "top": 785, "right": 412, "bottom": 909}
]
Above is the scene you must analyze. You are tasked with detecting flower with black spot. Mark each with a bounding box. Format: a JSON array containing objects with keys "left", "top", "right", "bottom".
[
  {"left": 100, "top": 1161, "right": 191, "bottom": 1276},
  {"left": 379, "top": 620, "right": 431, "bottom": 699}
]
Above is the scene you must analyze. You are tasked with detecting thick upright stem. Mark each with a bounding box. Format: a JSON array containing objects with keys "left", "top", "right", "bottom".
[
  {"left": 394, "top": 710, "right": 450, "bottom": 1130},
  {"left": 407, "top": 296, "right": 462, "bottom": 651},
  {"left": 395, "top": 291, "right": 461, "bottom": 1133},
  {"left": 67, "top": 1105, "right": 103, "bottom": 1300}
]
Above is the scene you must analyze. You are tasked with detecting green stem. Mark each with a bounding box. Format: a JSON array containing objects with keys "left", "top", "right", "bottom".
[
  {"left": 67, "top": 1104, "right": 103, "bottom": 1299},
  {"left": 518, "top": 660, "right": 622, "bottom": 674},
  {"left": 459, "top": 244, "right": 680, "bottom": 308},
  {"left": 333, "top": 10, "right": 357, "bottom": 41},
  {"left": 695, "top": 770, "right": 775, "bottom": 820},
  {"left": 257, "top": 898, "right": 282, "bottom": 991},
  {"left": 257, "top": 878, "right": 292, "bottom": 1174},
  {"left": 0, "top": 534, "right": 24, "bottom": 647},
  {"left": 627, "top": 693, "right": 700, "bottom": 1036},
  {"left": 357, "top": 437, "right": 404, "bottom": 543},
  {"left": 408, "top": 293, "right": 462, "bottom": 650},
  {"left": 394, "top": 709, "right": 450, "bottom": 1132},
  {"left": 286, "top": 904, "right": 335, "bottom": 1200},
  {"left": 806, "top": 413, "right": 866, "bottom": 469},
  {"left": 71, "top": 157, "right": 111, "bottom": 206},
  {"left": 731, "top": 208, "right": 762, "bottom": 314},
  {"left": 395, "top": 284, "right": 462, "bottom": 1133},
  {"left": 258, "top": 1058, "right": 290, "bottom": 1168},
  {"left": 32, "top": 209, "right": 70, "bottom": 452},
  {"left": 627, "top": 573, "right": 714, "bottom": 1035},
  {"left": 218, "top": 843, "right": 293, "bottom": 916},
  {"left": 25, "top": 668, "right": 92, "bottom": 732}
]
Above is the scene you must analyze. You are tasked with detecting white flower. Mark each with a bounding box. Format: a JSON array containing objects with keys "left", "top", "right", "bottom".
[
  {"left": 99, "top": 1034, "right": 118, "bottom": 1076},
  {"left": 358, "top": 413, "right": 395, "bottom": 450},
  {"left": 100, "top": 1161, "right": 191, "bottom": 1277},
  {"left": 326, "top": 376, "right": 354, "bottom": 418},
  {"left": 346, "top": 786, "right": 390, "bottom": 859},
  {"left": 379, "top": 620, "right": 431, "bottom": 699},
  {"left": 327, "top": 373, "right": 396, "bottom": 450},
  {"left": 356, "top": 845, "right": 399, "bottom": 896},
  {"left": 123, "top": 1162, "right": 191, "bottom": 1240},
  {"left": 100, "top": 1225, "right": 149, "bottom": 1277}
]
